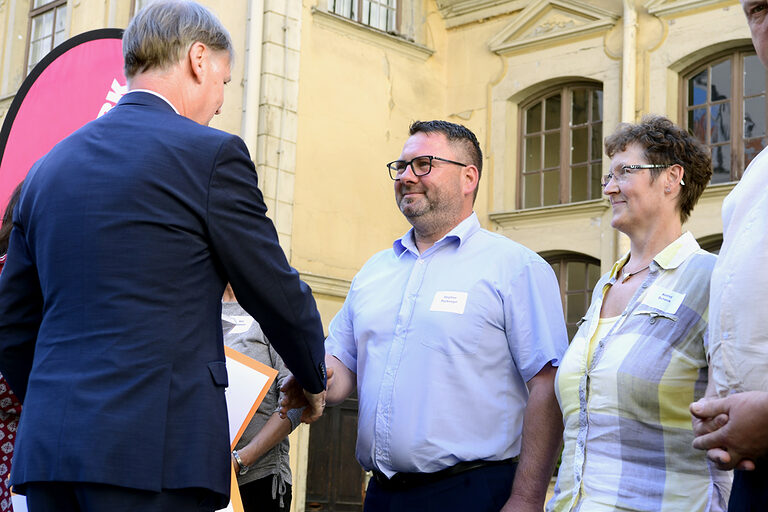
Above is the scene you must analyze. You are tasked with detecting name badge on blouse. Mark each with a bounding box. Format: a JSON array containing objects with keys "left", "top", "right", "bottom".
[
  {"left": 641, "top": 285, "right": 685, "bottom": 314},
  {"left": 430, "top": 291, "right": 468, "bottom": 314},
  {"left": 224, "top": 315, "right": 254, "bottom": 334}
]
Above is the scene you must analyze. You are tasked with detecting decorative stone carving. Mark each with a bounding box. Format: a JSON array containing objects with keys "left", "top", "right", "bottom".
[{"left": 489, "top": 0, "right": 620, "bottom": 55}]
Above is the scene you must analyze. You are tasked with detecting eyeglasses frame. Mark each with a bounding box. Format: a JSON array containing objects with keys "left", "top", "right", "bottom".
[
  {"left": 601, "top": 164, "right": 674, "bottom": 187},
  {"left": 387, "top": 155, "right": 469, "bottom": 180}
]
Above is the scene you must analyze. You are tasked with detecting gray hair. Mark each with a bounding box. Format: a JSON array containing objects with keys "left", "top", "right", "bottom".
[{"left": 123, "top": 0, "right": 233, "bottom": 79}]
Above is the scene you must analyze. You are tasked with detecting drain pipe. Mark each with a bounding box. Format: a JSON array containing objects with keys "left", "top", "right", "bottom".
[
  {"left": 622, "top": 0, "right": 637, "bottom": 123},
  {"left": 242, "top": 0, "right": 264, "bottom": 157}
]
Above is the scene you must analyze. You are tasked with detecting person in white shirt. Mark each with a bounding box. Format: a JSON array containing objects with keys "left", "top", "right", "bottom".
[{"left": 690, "top": 2, "right": 768, "bottom": 510}]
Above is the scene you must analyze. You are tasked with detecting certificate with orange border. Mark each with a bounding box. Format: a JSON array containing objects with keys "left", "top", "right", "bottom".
[{"left": 216, "top": 345, "right": 278, "bottom": 512}]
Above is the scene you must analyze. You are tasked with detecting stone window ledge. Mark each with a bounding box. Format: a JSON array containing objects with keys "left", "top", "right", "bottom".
[{"left": 311, "top": 8, "right": 434, "bottom": 61}]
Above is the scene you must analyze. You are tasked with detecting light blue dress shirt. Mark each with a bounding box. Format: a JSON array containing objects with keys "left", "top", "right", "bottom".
[{"left": 326, "top": 213, "right": 568, "bottom": 477}]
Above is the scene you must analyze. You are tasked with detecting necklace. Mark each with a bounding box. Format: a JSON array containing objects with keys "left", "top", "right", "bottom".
[{"left": 621, "top": 263, "right": 650, "bottom": 283}]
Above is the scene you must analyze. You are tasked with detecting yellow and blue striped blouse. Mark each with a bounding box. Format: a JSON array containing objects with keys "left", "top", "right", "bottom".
[{"left": 548, "top": 232, "right": 731, "bottom": 512}]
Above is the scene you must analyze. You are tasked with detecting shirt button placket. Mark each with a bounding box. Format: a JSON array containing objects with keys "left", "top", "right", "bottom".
[{"left": 374, "top": 255, "right": 428, "bottom": 468}]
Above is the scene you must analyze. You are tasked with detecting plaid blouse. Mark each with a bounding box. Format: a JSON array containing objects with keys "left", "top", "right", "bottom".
[{"left": 548, "top": 232, "right": 731, "bottom": 512}]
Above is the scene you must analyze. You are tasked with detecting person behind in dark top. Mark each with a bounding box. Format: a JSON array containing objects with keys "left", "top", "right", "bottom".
[{"left": 0, "top": 180, "right": 23, "bottom": 512}]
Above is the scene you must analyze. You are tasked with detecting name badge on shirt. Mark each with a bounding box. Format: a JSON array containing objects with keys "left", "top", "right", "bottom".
[
  {"left": 224, "top": 315, "right": 254, "bottom": 334},
  {"left": 430, "top": 291, "right": 468, "bottom": 314},
  {"left": 641, "top": 285, "right": 685, "bottom": 314}
]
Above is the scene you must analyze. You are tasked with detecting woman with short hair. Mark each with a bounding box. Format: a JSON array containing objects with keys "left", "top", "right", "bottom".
[{"left": 548, "top": 115, "right": 731, "bottom": 511}]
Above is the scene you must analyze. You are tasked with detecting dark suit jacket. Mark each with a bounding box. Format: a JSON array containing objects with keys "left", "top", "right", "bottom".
[{"left": 0, "top": 92, "right": 326, "bottom": 505}]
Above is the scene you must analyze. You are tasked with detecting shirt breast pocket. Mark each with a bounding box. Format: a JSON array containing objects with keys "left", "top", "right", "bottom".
[
  {"left": 629, "top": 308, "right": 680, "bottom": 339},
  {"left": 417, "top": 285, "right": 497, "bottom": 356},
  {"left": 419, "top": 296, "right": 484, "bottom": 356},
  {"left": 634, "top": 309, "right": 678, "bottom": 323}
]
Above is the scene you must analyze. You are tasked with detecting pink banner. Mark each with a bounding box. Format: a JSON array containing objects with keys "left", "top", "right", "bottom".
[{"left": 0, "top": 29, "right": 125, "bottom": 214}]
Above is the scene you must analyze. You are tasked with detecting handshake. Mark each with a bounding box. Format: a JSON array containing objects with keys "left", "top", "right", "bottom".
[{"left": 279, "top": 366, "right": 337, "bottom": 424}]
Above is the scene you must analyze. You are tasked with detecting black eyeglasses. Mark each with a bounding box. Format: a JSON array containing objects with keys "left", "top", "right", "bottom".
[
  {"left": 601, "top": 164, "right": 673, "bottom": 187},
  {"left": 387, "top": 155, "right": 468, "bottom": 180}
]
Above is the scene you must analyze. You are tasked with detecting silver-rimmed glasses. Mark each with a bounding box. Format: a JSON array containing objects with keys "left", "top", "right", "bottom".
[
  {"left": 387, "top": 155, "right": 468, "bottom": 180},
  {"left": 601, "top": 164, "right": 673, "bottom": 187}
]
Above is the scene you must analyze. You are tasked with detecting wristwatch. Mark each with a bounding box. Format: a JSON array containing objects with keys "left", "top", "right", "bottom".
[{"left": 232, "top": 449, "right": 250, "bottom": 475}]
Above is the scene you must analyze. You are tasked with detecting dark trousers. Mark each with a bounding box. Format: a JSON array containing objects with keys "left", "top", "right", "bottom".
[
  {"left": 239, "top": 476, "right": 292, "bottom": 512},
  {"left": 363, "top": 462, "right": 517, "bottom": 512},
  {"left": 729, "top": 461, "right": 768, "bottom": 512},
  {"left": 24, "top": 481, "right": 219, "bottom": 512}
]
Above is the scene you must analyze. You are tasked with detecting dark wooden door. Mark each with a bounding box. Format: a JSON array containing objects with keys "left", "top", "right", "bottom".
[{"left": 305, "top": 392, "right": 366, "bottom": 511}]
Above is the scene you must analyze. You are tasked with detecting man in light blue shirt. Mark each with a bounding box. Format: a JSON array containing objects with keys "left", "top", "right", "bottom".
[{"left": 285, "top": 121, "right": 567, "bottom": 511}]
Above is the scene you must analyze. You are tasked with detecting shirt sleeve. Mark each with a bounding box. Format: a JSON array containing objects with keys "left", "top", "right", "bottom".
[
  {"left": 504, "top": 259, "right": 569, "bottom": 383},
  {"left": 206, "top": 135, "right": 326, "bottom": 393},
  {"left": 324, "top": 281, "right": 358, "bottom": 374}
]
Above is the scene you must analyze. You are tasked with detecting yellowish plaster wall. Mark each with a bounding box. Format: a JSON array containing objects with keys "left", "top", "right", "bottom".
[
  {"left": 0, "top": 2, "right": 758, "bottom": 510},
  {"left": 291, "top": 0, "right": 448, "bottom": 282}
]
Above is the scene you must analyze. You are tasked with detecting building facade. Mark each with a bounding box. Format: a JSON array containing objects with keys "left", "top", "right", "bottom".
[{"left": 0, "top": 0, "right": 756, "bottom": 510}]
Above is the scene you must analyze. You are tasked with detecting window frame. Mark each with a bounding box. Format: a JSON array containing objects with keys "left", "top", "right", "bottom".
[
  {"left": 546, "top": 253, "right": 601, "bottom": 341},
  {"left": 517, "top": 81, "right": 604, "bottom": 210},
  {"left": 25, "top": 0, "right": 68, "bottom": 76},
  {"left": 327, "top": 0, "right": 401, "bottom": 34},
  {"left": 680, "top": 48, "right": 768, "bottom": 183}
]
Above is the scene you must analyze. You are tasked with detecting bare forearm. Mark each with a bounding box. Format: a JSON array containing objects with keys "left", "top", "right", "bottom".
[
  {"left": 238, "top": 412, "right": 292, "bottom": 467},
  {"left": 325, "top": 355, "right": 356, "bottom": 406},
  {"left": 505, "top": 366, "right": 563, "bottom": 510}
]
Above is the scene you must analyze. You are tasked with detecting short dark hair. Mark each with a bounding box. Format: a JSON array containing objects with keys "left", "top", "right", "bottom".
[
  {"left": 604, "top": 114, "right": 712, "bottom": 223},
  {"left": 123, "top": 0, "right": 233, "bottom": 79},
  {"left": 0, "top": 180, "right": 24, "bottom": 255},
  {"left": 409, "top": 120, "right": 483, "bottom": 202}
]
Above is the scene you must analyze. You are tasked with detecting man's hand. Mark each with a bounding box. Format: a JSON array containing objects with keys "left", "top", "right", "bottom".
[
  {"left": 690, "top": 407, "right": 734, "bottom": 470},
  {"left": 281, "top": 355, "right": 356, "bottom": 422},
  {"left": 279, "top": 375, "right": 307, "bottom": 416},
  {"left": 301, "top": 389, "right": 327, "bottom": 424},
  {"left": 690, "top": 391, "right": 768, "bottom": 470},
  {"left": 279, "top": 368, "right": 334, "bottom": 424}
]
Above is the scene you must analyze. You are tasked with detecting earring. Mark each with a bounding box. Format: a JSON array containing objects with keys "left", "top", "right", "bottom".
[
  {"left": 665, "top": 187, "right": 671, "bottom": 193},
  {"left": 680, "top": 178, "right": 685, "bottom": 186}
]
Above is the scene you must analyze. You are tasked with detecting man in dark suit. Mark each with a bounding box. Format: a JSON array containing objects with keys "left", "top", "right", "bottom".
[{"left": 0, "top": 2, "right": 326, "bottom": 511}]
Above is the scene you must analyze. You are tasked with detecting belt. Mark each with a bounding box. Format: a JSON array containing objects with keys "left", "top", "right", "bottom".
[{"left": 372, "top": 457, "right": 519, "bottom": 491}]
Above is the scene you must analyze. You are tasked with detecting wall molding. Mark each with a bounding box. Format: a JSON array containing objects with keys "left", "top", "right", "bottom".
[
  {"left": 489, "top": 198, "right": 610, "bottom": 227},
  {"left": 645, "top": 0, "right": 735, "bottom": 17},
  {"left": 300, "top": 272, "right": 351, "bottom": 298},
  {"left": 699, "top": 181, "right": 736, "bottom": 202},
  {"left": 435, "top": 0, "right": 527, "bottom": 28},
  {"left": 490, "top": 181, "right": 736, "bottom": 230}
]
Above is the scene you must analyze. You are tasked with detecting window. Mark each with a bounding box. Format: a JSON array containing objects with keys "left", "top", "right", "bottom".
[
  {"left": 27, "top": 0, "right": 67, "bottom": 74},
  {"left": 520, "top": 84, "right": 603, "bottom": 209},
  {"left": 328, "top": 0, "right": 399, "bottom": 32},
  {"left": 548, "top": 254, "right": 601, "bottom": 340},
  {"left": 683, "top": 50, "right": 767, "bottom": 183}
]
